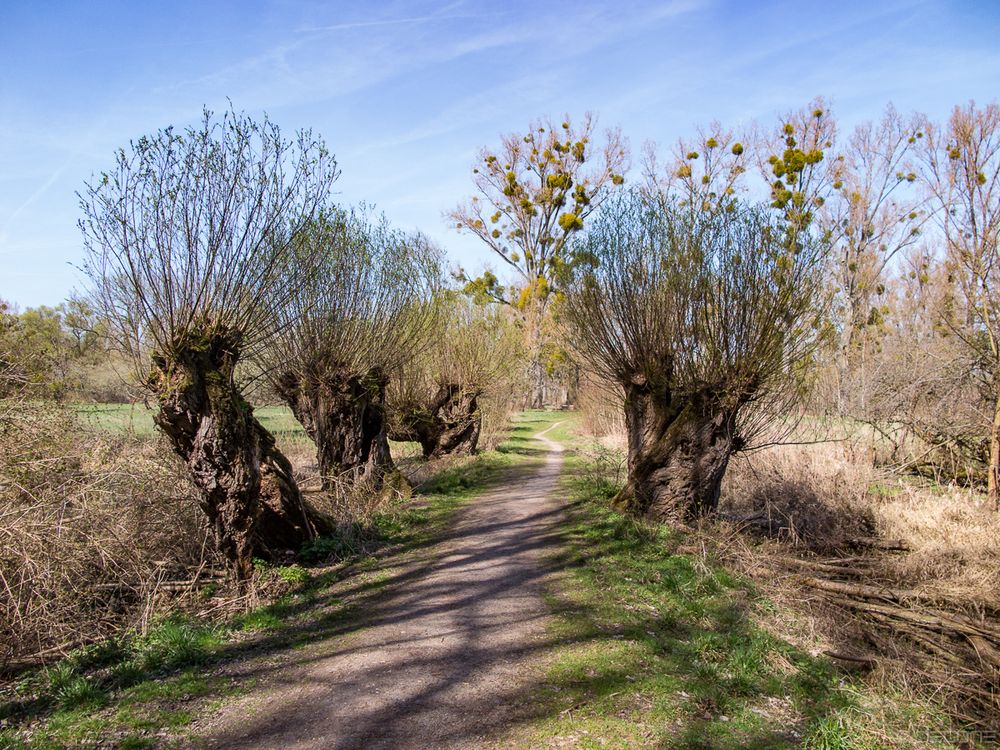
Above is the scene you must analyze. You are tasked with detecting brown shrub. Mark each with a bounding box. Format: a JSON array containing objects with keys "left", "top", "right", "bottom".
[
  {"left": 0, "top": 400, "right": 217, "bottom": 670},
  {"left": 719, "top": 441, "right": 1000, "bottom": 599},
  {"left": 574, "top": 372, "right": 624, "bottom": 439},
  {"left": 720, "top": 444, "right": 878, "bottom": 547}
]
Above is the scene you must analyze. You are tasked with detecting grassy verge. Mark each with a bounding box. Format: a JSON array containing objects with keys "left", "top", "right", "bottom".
[
  {"left": 506, "top": 416, "right": 976, "bottom": 750},
  {"left": 0, "top": 412, "right": 552, "bottom": 750},
  {"left": 69, "top": 403, "right": 319, "bottom": 459}
]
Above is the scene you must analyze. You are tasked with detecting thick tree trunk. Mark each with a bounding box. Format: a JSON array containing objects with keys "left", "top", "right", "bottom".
[
  {"left": 275, "top": 367, "right": 396, "bottom": 490},
  {"left": 388, "top": 383, "right": 482, "bottom": 459},
  {"left": 614, "top": 375, "right": 737, "bottom": 524},
  {"left": 529, "top": 359, "right": 545, "bottom": 409},
  {"left": 150, "top": 329, "right": 331, "bottom": 580},
  {"left": 989, "top": 386, "right": 1000, "bottom": 510}
]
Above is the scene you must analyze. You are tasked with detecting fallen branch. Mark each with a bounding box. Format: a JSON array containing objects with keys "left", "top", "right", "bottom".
[
  {"left": 775, "top": 556, "right": 878, "bottom": 578},
  {"left": 843, "top": 537, "right": 910, "bottom": 552},
  {"left": 802, "top": 577, "right": 1000, "bottom": 631},
  {"left": 807, "top": 582, "right": 1000, "bottom": 671}
]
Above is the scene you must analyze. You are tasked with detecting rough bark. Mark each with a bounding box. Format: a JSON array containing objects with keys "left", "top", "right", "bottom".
[
  {"left": 150, "top": 329, "right": 331, "bottom": 579},
  {"left": 528, "top": 359, "right": 545, "bottom": 410},
  {"left": 275, "top": 366, "right": 396, "bottom": 490},
  {"left": 990, "top": 385, "right": 1000, "bottom": 510},
  {"left": 613, "top": 375, "right": 737, "bottom": 524},
  {"left": 388, "top": 383, "right": 482, "bottom": 459}
]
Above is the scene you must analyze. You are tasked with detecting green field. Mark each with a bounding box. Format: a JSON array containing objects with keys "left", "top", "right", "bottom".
[
  {"left": 71, "top": 402, "right": 304, "bottom": 437},
  {"left": 69, "top": 403, "right": 417, "bottom": 457}
]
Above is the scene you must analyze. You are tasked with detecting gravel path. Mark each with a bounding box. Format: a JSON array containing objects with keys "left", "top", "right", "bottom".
[{"left": 193, "top": 423, "right": 565, "bottom": 750}]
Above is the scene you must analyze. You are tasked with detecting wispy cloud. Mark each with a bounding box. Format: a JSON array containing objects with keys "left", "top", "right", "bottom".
[
  {"left": 2, "top": 0, "right": 998, "bottom": 307},
  {"left": 295, "top": 12, "right": 465, "bottom": 35},
  {"left": 0, "top": 165, "right": 65, "bottom": 248}
]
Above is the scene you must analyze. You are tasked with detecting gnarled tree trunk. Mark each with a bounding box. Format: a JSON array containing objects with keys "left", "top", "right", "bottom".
[
  {"left": 150, "top": 329, "right": 331, "bottom": 580},
  {"left": 989, "top": 382, "right": 1000, "bottom": 510},
  {"left": 614, "top": 375, "right": 737, "bottom": 524},
  {"left": 528, "top": 359, "right": 546, "bottom": 409},
  {"left": 275, "top": 366, "right": 396, "bottom": 490},
  {"left": 389, "top": 383, "right": 482, "bottom": 459}
]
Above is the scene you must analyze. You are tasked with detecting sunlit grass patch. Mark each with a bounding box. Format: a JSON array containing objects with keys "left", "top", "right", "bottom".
[
  {"left": 527, "top": 476, "right": 835, "bottom": 747},
  {"left": 507, "top": 418, "right": 982, "bottom": 749},
  {"left": 0, "top": 616, "right": 237, "bottom": 749},
  {"left": 1, "top": 411, "right": 556, "bottom": 749}
]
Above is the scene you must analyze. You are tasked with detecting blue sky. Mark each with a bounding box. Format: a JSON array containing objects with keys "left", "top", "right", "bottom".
[{"left": 1, "top": 0, "right": 998, "bottom": 308}]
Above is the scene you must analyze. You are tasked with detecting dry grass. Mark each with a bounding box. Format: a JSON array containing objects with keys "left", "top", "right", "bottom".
[
  {"left": 0, "top": 397, "right": 424, "bottom": 675},
  {"left": 722, "top": 443, "right": 878, "bottom": 547},
  {"left": 0, "top": 399, "right": 219, "bottom": 671},
  {"left": 574, "top": 408, "right": 1000, "bottom": 732},
  {"left": 716, "top": 440, "right": 1000, "bottom": 732},
  {"left": 721, "top": 441, "right": 1000, "bottom": 602},
  {"left": 873, "top": 483, "right": 999, "bottom": 600}
]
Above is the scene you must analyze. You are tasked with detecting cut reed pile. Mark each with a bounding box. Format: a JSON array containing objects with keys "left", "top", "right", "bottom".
[{"left": 719, "top": 441, "right": 1000, "bottom": 732}]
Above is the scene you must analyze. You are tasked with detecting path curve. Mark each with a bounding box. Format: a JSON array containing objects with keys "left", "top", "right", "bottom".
[{"left": 195, "top": 423, "right": 565, "bottom": 750}]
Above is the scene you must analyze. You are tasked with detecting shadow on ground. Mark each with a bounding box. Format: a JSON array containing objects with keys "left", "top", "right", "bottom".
[
  {"left": 183, "top": 415, "right": 845, "bottom": 750},
  {"left": 0, "top": 413, "right": 848, "bottom": 750}
]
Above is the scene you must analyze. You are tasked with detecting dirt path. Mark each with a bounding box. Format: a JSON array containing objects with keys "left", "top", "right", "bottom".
[{"left": 194, "top": 424, "right": 566, "bottom": 750}]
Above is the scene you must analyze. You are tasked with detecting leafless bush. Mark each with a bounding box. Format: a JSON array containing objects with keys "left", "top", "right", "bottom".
[
  {"left": 720, "top": 444, "right": 877, "bottom": 547},
  {"left": 574, "top": 371, "right": 625, "bottom": 439},
  {"left": 0, "top": 401, "right": 218, "bottom": 670},
  {"left": 476, "top": 390, "right": 521, "bottom": 452}
]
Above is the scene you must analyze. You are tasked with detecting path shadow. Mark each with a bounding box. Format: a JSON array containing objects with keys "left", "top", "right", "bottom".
[
  {"left": 184, "top": 426, "right": 846, "bottom": 750},
  {"left": 1, "top": 417, "right": 847, "bottom": 750}
]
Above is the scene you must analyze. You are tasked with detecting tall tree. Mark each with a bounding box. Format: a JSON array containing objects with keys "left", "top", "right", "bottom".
[
  {"left": 563, "top": 192, "right": 827, "bottom": 522},
  {"left": 450, "top": 114, "right": 627, "bottom": 406},
  {"left": 79, "top": 108, "right": 338, "bottom": 579},
  {"left": 822, "top": 105, "right": 930, "bottom": 413},
  {"left": 265, "top": 208, "right": 440, "bottom": 490},
  {"left": 920, "top": 101, "right": 1000, "bottom": 506}
]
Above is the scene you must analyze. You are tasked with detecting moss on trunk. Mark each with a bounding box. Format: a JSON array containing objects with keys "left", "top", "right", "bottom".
[
  {"left": 613, "top": 375, "right": 737, "bottom": 524},
  {"left": 388, "top": 383, "right": 482, "bottom": 459},
  {"left": 275, "top": 366, "right": 398, "bottom": 490},
  {"left": 150, "top": 328, "right": 331, "bottom": 579}
]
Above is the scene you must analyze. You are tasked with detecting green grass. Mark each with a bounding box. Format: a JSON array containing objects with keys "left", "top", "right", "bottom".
[
  {"left": 0, "top": 618, "right": 235, "bottom": 750},
  {"left": 501, "top": 417, "right": 980, "bottom": 750},
  {"left": 69, "top": 402, "right": 420, "bottom": 458},
  {"left": 70, "top": 402, "right": 158, "bottom": 435},
  {"left": 511, "top": 452, "right": 843, "bottom": 748},
  {"left": 70, "top": 402, "right": 309, "bottom": 444},
  {"left": 0, "top": 411, "right": 554, "bottom": 750}
]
